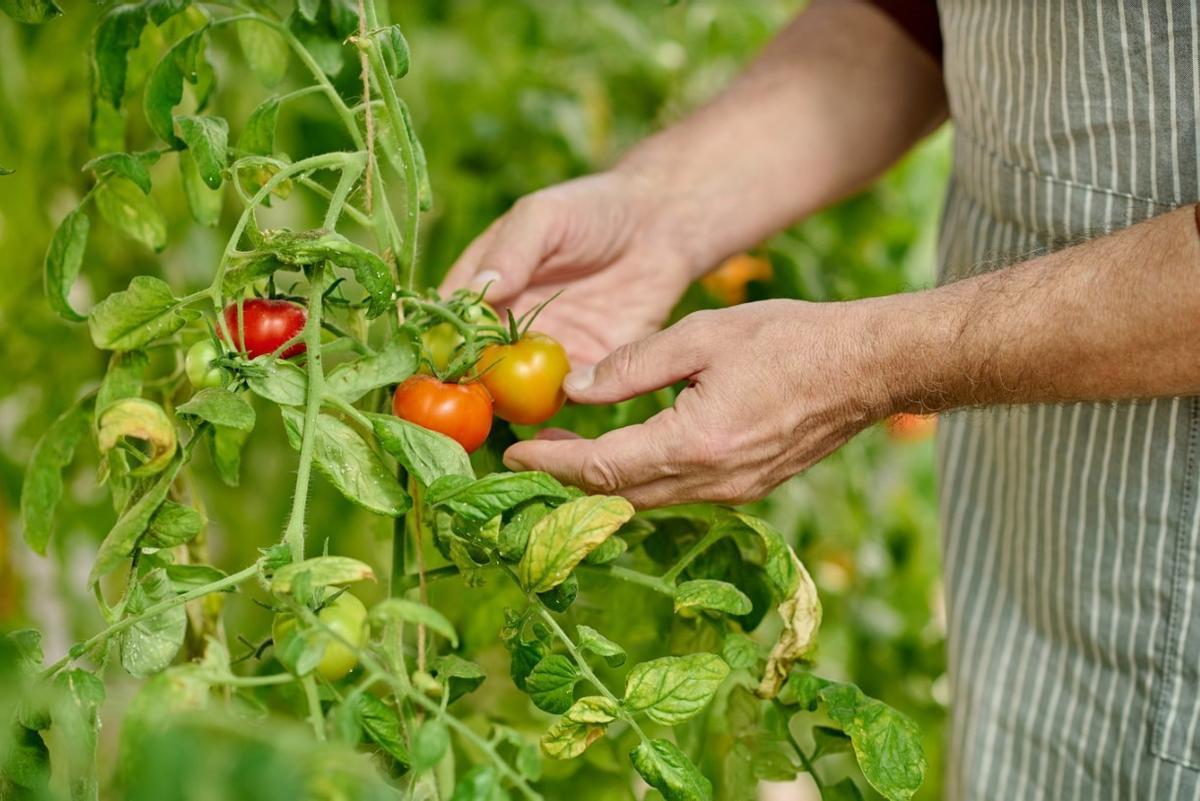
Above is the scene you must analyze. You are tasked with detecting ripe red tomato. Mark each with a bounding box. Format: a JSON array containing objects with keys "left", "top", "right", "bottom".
[
  {"left": 392, "top": 375, "right": 493, "bottom": 453},
  {"left": 478, "top": 333, "right": 570, "bottom": 425},
  {"left": 222, "top": 298, "right": 307, "bottom": 359}
]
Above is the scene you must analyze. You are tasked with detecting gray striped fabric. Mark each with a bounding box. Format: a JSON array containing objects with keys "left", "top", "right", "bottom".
[{"left": 935, "top": 2, "right": 1200, "bottom": 799}]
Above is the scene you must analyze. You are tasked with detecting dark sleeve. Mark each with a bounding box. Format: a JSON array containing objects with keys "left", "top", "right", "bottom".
[{"left": 865, "top": 0, "right": 943, "bottom": 64}]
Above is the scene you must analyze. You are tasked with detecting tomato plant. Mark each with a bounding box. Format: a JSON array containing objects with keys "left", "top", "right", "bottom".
[
  {"left": 392, "top": 375, "right": 493, "bottom": 453},
  {"left": 0, "top": 2, "right": 931, "bottom": 801}
]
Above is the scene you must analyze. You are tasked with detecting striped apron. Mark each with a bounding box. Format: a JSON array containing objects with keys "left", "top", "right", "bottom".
[{"left": 936, "top": 2, "right": 1200, "bottom": 799}]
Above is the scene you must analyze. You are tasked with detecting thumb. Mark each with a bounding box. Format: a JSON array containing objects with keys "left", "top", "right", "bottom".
[{"left": 564, "top": 318, "right": 710, "bottom": 405}]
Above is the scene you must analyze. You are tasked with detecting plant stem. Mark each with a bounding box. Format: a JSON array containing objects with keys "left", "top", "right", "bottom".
[
  {"left": 302, "top": 674, "right": 326, "bottom": 741},
  {"left": 774, "top": 699, "right": 825, "bottom": 794},
  {"left": 577, "top": 564, "right": 675, "bottom": 597},
  {"left": 41, "top": 564, "right": 259, "bottom": 677},
  {"left": 282, "top": 267, "right": 329, "bottom": 563},
  {"left": 661, "top": 527, "right": 729, "bottom": 586}
]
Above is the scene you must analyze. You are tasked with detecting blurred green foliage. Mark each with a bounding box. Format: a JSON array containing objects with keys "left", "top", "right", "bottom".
[{"left": 0, "top": 1, "right": 950, "bottom": 798}]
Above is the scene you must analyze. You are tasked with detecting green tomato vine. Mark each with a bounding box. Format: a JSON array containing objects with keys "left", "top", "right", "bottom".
[{"left": 3, "top": 2, "right": 927, "bottom": 800}]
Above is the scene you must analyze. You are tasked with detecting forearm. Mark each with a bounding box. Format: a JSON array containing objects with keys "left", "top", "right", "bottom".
[
  {"left": 616, "top": 0, "right": 947, "bottom": 275},
  {"left": 883, "top": 206, "right": 1200, "bottom": 413}
]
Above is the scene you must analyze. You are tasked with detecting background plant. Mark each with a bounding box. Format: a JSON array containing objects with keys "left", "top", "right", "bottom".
[{"left": 0, "top": 1, "right": 950, "bottom": 799}]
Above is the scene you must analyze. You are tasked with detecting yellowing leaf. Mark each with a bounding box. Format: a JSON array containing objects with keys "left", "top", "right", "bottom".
[
  {"left": 540, "top": 696, "right": 618, "bottom": 759},
  {"left": 757, "top": 548, "right": 821, "bottom": 699},
  {"left": 518, "top": 495, "right": 634, "bottom": 593}
]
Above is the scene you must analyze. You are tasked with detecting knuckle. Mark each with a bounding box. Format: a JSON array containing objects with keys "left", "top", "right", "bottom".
[{"left": 579, "top": 453, "right": 622, "bottom": 494}]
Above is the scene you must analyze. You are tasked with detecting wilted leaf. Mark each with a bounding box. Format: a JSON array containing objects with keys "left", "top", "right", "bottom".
[
  {"left": 180, "top": 149, "right": 223, "bottom": 226},
  {"left": 97, "top": 398, "right": 178, "bottom": 477},
  {"left": 145, "top": 28, "right": 211, "bottom": 146},
  {"left": 540, "top": 696, "right": 618, "bottom": 759},
  {"left": 756, "top": 549, "right": 821, "bottom": 699},
  {"left": 83, "top": 151, "right": 156, "bottom": 194},
  {"left": 89, "top": 454, "right": 183, "bottom": 583},
  {"left": 237, "top": 96, "right": 280, "bottom": 156}
]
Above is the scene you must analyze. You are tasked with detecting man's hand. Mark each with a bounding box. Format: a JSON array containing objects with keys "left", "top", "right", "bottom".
[
  {"left": 502, "top": 299, "right": 901, "bottom": 509},
  {"left": 440, "top": 171, "right": 698, "bottom": 366}
]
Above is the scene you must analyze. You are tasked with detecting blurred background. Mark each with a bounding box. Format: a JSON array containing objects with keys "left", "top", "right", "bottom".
[{"left": 0, "top": 0, "right": 950, "bottom": 798}]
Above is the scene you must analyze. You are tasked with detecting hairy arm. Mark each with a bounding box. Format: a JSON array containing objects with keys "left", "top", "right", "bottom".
[
  {"left": 617, "top": 0, "right": 948, "bottom": 273},
  {"left": 506, "top": 206, "right": 1200, "bottom": 508}
]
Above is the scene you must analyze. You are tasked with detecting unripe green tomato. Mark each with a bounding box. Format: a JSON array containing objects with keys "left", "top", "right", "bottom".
[
  {"left": 185, "top": 340, "right": 226, "bottom": 389},
  {"left": 420, "top": 322, "right": 464, "bottom": 374},
  {"left": 462, "top": 299, "right": 499, "bottom": 325},
  {"left": 272, "top": 592, "right": 368, "bottom": 682}
]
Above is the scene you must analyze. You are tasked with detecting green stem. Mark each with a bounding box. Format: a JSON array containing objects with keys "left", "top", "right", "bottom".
[
  {"left": 213, "top": 673, "right": 296, "bottom": 688},
  {"left": 302, "top": 674, "right": 327, "bottom": 741},
  {"left": 578, "top": 564, "right": 675, "bottom": 597},
  {"left": 282, "top": 267, "right": 330, "bottom": 562},
  {"left": 322, "top": 154, "right": 367, "bottom": 230},
  {"left": 41, "top": 564, "right": 259, "bottom": 677},
  {"left": 661, "top": 527, "right": 729, "bottom": 586},
  {"left": 774, "top": 700, "right": 825, "bottom": 794}
]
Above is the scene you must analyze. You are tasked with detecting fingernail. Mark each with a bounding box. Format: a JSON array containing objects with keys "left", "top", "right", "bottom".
[
  {"left": 471, "top": 270, "right": 501, "bottom": 289},
  {"left": 503, "top": 453, "right": 528, "bottom": 472},
  {"left": 563, "top": 365, "right": 595, "bottom": 393}
]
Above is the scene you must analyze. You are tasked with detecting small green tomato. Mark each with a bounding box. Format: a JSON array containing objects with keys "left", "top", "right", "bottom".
[
  {"left": 185, "top": 340, "right": 226, "bottom": 389},
  {"left": 272, "top": 592, "right": 368, "bottom": 682}
]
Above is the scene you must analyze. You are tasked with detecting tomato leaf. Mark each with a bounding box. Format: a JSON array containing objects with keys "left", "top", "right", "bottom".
[
  {"left": 575, "top": 624, "right": 625, "bottom": 668},
  {"left": 237, "top": 96, "right": 280, "bottom": 157},
  {"left": 377, "top": 25, "right": 409, "bottom": 78},
  {"left": 96, "top": 398, "right": 178, "bottom": 478},
  {"left": 325, "top": 337, "right": 419, "bottom": 403},
  {"left": 525, "top": 654, "right": 579, "bottom": 714},
  {"left": 354, "top": 694, "right": 410, "bottom": 766},
  {"left": 19, "top": 396, "right": 93, "bottom": 555},
  {"left": 164, "top": 564, "right": 228, "bottom": 592},
  {"left": 245, "top": 357, "right": 308, "bottom": 406},
  {"left": 583, "top": 534, "right": 627, "bottom": 565},
  {"left": 0, "top": 0, "right": 63, "bottom": 23},
  {"left": 540, "top": 696, "right": 617, "bottom": 759},
  {"left": 92, "top": 4, "right": 150, "bottom": 107},
  {"left": 370, "top": 413, "right": 473, "bottom": 488},
  {"left": 630, "top": 738, "right": 712, "bottom": 801},
  {"left": 145, "top": 28, "right": 210, "bottom": 147},
  {"left": 96, "top": 350, "right": 149, "bottom": 413},
  {"left": 720, "top": 632, "right": 760, "bottom": 671},
  {"left": 144, "top": 501, "right": 204, "bottom": 548},
  {"left": 498, "top": 501, "right": 551, "bottom": 561},
  {"left": 427, "top": 471, "right": 570, "bottom": 523},
  {"left": 817, "top": 680, "right": 926, "bottom": 801},
  {"left": 823, "top": 779, "right": 865, "bottom": 801},
  {"left": 180, "top": 149, "right": 223, "bottom": 227},
  {"left": 673, "top": 579, "right": 753, "bottom": 617},
  {"left": 210, "top": 424, "right": 249, "bottom": 487},
  {"left": 269, "top": 556, "right": 375, "bottom": 593},
  {"left": 236, "top": 19, "right": 289, "bottom": 87},
  {"left": 176, "top": 387, "right": 255, "bottom": 432},
  {"left": 297, "top": 0, "right": 321, "bottom": 22},
  {"left": 43, "top": 207, "right": 90, "bottom": 322},
  {"left": 89, "top": 276, "right": 188, "bottom": 350},
  {"left": 431, "top": 654, "right": 485, "bottom": 703},
  {"left": 49, "top": 668, "right": 105, "bottom": 799},
  {"left": 517, "top": 495, "right": 634, "bottom": 593},
  {"left": 280, "top": 408, "right": 410, "bottom": 517},
  {"left": 368, "top": 598, "right": 458, "bottom": 648},
  {"left": 82, "top": 151, "right": 157, "bottom": 194},
  {"left": 712, "top": 511, "right": 798, "bottom": 600},
  {"left": 89, "top": 454, "right": 184, "bottom": 584},
  {"left": 120, "top": 568, "right": 187, "bottom": 678},
  {"left": 450, "top": 766, "right": 505, "bottom": 801},
  {"left": 94, "top": 176, "right": 168, "bottom": 252},
  {"left": 757, "top": 548, "right": 821, "bottom": 699},
  {"left": 254, "top": 229, "right": 394, "bottom": 318},
  {"left": 175, "top": 115, "right": 228, "bottom": 188},
  {"left": 623, "top": 653, "right": 729, "bottom": 726}
]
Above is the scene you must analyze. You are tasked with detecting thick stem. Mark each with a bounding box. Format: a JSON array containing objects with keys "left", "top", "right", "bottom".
[{"left": 282, "top": 267, "right": 330, "bottom": 562}]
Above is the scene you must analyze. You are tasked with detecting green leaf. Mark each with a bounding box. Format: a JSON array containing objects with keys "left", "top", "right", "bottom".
[
  {"left": 50, "top": 668, "right": 105, "bottom": 799},
  {"left": 498, "top": 501, "right": 551, "bottom": 561},
  {"left": 238, "top": 96, "right": 280, "bottom": 156},
  {"left": 583, "top": 534, "right": 627, "bottom": 565},
  {"left": 97, "top": 350, "right": 149, "bottom": 412},
  {"left": 431, "top": 654, "right": 485, "bottom": 703},
  {"left": 410, "top": 719, "right": 449, "bottom": 773},
  {"left": 674, "top": 579, "right": 753, "bottom": 616},
  {"left": 0, "top": 0, "right": 62, "bottom": 23},
  {"left": 269, "top": 556, "right": 375, "bottom": 593},
  {"left": 144, "top": 500, "right": 204, "bottom": 548},
  {"left": 236, "top": 19, "right": 289, "bottom": 87},
  {"left": 720, "top": 632, "right": 760, "bottom": 671},
  {"left": 326, "top": 337, "right": 418, "bottom": 402},
  {"left": 370, "top": 413, "right": 473, "bottom": 488},
  {"left": 715, "top": 512, "right": 799, "bottom": 600},
  {"left": 757, "top": 548, "right": 821, "bottom": 699},
  {"left": 818, "top": 682, "right": 926, "bottom": 801},
  {"left": 89, "top": 455, "right": 183, "bottom": 583},
  {"left": 297, "top": 0, "right": 320, "bottom": 22},
  {"left": 88, "top": 275, "right": 186, "bottom": 350},
  {"left": 175, "top": 115, "right": 227, "bottom": 188},
  {"left": 630, "top": 738, "right": 712, "bottom": 801},
  {"left": 377, "top": 25, "right": 409, "bottom": 78},
  {"left": 540, "top": 696, "right": 618, "bottom": 759},
  {"left": 210, "top": 424, "right": 249, "bottom": 486},
  {"left": 280, "top": 408, "right": 410, "bottom": 517},
  {"left": 429, "top": 471, "right": 570, "bottom": 524},
  {"left": 83, "top": 151, "right": 156, "bottom": 194},
  {"left": 350, "top": 694, "right": 410, "bottom": 766},
  {"left": 812, "top": 725, "right": 853, "bottom": 759},
  {"left": 623, "top": 653, "right": 730, "bottom": 726},
  {"left": 450, "top": 767, "right": 505, "bottom": 801},
  {"left": 176, "top": 387, "right": 255, "bottom": 431},
  {"left": 145, "top": 28, "right": 210, "bottom": 146},
  {"left": 92, "top": 4, "right": 149, "bottom": 107},
  {"left": 254, "top": 229, "right": 394, "bottom": 318},
  {"left": 164, "top": 563, "right": 228, "bottom": 592},
  {"left": 538, "top": 573, "right": 578, "bottom": 612},
  {"left": 823, "top": 779, "right": 865, "bottom": 801},
  {"left": 20, "top": 397, "right": 93, "bottom": 554},
  {"left": 245, "top": 357, "right": 307, "bottom": 405},
  {"left": 94, "top": 176, "right": 168, "bottom": 251},
  {"left": 525, "top": 654, "right": 579, "bottom": 714},
  {"left": 575, "top": 624, "right": 625, "bottom": 668},
  {"left": 508, "top": 641, "right": 546, "bottom": 692},
  {"left": 518, "top": 495, "right": 634, "bottom": 593},
  {"left": 180, "top": 149, "right": 222, "bottom": 226},
  {"left": 367, "top": 598, "right": 458, "bottom": 648},
  {"left": 120, "top": 568, "right": 187, "bottom": 678}
]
